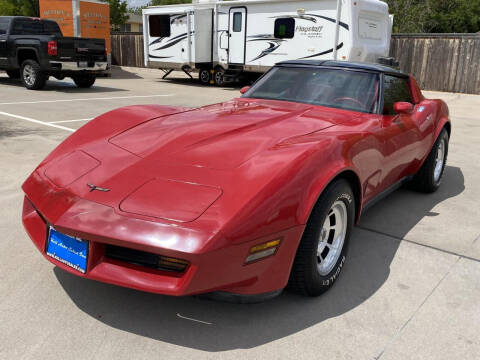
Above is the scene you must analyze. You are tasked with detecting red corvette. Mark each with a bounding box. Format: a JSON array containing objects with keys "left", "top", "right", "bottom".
[{"left": 22, "top": 61, "right": 451, "bottom": 302}]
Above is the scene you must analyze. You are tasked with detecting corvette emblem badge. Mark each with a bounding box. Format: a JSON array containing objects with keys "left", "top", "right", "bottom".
[{"left": 87, "top": 183, "right": 110, "bottom": 192}]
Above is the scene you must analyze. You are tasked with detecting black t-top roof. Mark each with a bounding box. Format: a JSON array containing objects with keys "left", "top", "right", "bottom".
[{"left": 276, "top": 60, "right": 406, "bottom": 76}]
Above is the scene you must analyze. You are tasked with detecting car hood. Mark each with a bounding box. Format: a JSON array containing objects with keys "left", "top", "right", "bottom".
[
  {"left": 108, "top": 98, "right": 349, "bottom": 170},
  {"left": 26, "top": 99, "right": 355, "bottom": 230}
]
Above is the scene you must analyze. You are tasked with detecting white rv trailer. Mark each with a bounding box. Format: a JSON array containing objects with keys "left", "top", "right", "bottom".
[
  {"left": 143, "top": 0, "right": 392, "bottom": 85},
  {"left": 142, "top": 1, "right": 215, "bottom": 81}
]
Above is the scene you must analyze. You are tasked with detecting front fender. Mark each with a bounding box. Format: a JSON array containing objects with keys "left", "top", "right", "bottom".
[
  {"left": 298, "top": 162, "right": 362, "bottom": 225},
  {"left": 39, "top": 105, "right": 190, "bottom": 167}
]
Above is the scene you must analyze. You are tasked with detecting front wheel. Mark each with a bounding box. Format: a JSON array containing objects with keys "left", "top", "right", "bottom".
[
  {"left": 288, "top": 179, "right": 355, "bottom": 296},
  {"left": 73, "top": 75, "right": 96, "bottom": 88},
  {"left": 409, "top": 129, "right": 449, "bottom": 193},
  {"left": 21, "top": 60, "right": 47, "bottom": 90}
]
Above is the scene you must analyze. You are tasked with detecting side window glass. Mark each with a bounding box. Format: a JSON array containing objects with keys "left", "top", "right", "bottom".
[
  {"left": 44, "top": 21, "right": 62, "bottom": 36},
  {"left": 232, "top": 12, "right": 242, "bottom": 32},
  {"left": 11, "top": 20, "right": 23, "bottom": 35},
  {"left": 11, "top": 20, "right": 44, "bottom": 35},
  {"left": 383, "top": 75, "right": 414, "bottom": 115},
  {"left": 0, "top": 18, "right": 10, "bottom": 35}
]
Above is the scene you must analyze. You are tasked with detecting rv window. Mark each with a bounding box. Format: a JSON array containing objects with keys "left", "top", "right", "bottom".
[
  {"left": 274, "top": 18, "right": 295, "bottom": 39},
  {"left": 232, "top": 12, "right": 242, "bottom": 32},
  {"left": 149, "top": 15, "right": 171, "bottom": 37}
]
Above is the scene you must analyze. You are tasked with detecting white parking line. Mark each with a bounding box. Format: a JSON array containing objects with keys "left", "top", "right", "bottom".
[
  {"left": 49, "top": 118, "right": 92, "bottom": 124},
  {"left": 0, "top": 111, "right": 75, "bottom": 132},
  {"left": 0, "top": 94, "right": 174, "bottom": 106}
]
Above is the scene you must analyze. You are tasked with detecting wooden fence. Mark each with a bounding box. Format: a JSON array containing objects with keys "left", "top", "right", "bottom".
[
  {"left": 111, "top": 32, "right": 145, "bottom": 68},
  {"left": 390, "top": 34, "right": 480, "bottom": 94},
  {"left": 111, "top": 32, "right": 480, "bottom": 94}
]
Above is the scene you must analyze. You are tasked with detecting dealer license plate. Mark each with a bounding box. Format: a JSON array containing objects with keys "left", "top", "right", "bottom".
[
  {"left": 46, "top": 227, "right": 88, "bottom": 273},
  {"left": 78, "top": 61, "right": 88, "bottom": 68}
]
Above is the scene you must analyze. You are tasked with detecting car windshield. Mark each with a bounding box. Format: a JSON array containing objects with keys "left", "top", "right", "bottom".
[{"left": 243, "top": 67, "right": 380, "bottom": 113}]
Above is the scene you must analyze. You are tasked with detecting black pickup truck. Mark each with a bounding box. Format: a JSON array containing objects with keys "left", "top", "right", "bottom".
[{"left": 0, "top": 16, "right": 108, "bottom": 90}]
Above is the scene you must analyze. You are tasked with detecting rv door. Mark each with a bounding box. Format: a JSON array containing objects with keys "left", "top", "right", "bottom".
[{"left": 228, "top": 8, "right": 246, "bottom": 64}]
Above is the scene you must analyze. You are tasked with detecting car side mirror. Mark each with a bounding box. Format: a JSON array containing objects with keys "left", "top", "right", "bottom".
[
  {"left": 394, "top": 102, "right": 414, "bottom": 114},
  {"left": 240, "top": 86, "right": 250, "bottom": 94}
]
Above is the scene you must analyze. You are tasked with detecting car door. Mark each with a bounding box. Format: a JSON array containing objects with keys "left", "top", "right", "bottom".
[
  {"left": 379, "top": 74, "right": 426, "bottom": 189},
  {"left": 228, "top": 8, "right": 246, "bottom": 64},
  {"left": 0, "top": 18, "right": 10, "bottom": 67}
]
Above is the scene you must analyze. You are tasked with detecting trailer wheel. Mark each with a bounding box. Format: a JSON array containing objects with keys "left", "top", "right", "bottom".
[
  {"left": 214, "top": 68, "right": 225, "bottom": 86},
  {"left": 199, "top": 69, "right": 211, "bottom": 85}
]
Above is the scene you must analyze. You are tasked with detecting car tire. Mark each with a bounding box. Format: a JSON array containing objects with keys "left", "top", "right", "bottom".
[
  {"left": 73, "top": 75, "right": 96, "bottom": 88},
  {"left": 409, "top": 129, "right": 449, "bottom": 193},
  {"left": 213, "top": 68, "right": 225, "bottom": 86},
  {"left": 288, "top": 179, "right": 355, "bottom": 296},
  {"left": 198, "top": 68, "right": 211, "bottom": 85},
  {"left": 21, "top": 60, "right": 47, "bottom": 90},
  {"left": 6, "top": 70, "right": 20, "bottom": 79}
]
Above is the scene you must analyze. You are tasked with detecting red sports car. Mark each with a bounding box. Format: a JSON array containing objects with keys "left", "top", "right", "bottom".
[{"left": 22, "top": 61, "right": 451, "bottom": 302}]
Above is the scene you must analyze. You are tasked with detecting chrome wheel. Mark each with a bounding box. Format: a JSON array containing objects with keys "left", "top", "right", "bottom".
[
  {"left": 434, "top": 137, "right": 446, "bottom": 182},
  {"left": 23, "top": 64, "right": 36, "bottom": 86},
  {"left": 317, "top": 200, "right": 347, "bottom": 276}
]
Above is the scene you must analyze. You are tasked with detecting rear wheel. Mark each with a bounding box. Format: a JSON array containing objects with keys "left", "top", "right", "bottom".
[
  {"left": 21, "top": 60, "right": 47, "bottom": 90},
  {"left": 198, "top": 68, "right": 211, "bottom": 85},
  {"left": 73, "top": 75, "right": 96, "bottom": 88},
  {"left": 6, "top": 70, "right": 20, "bottom": 79},
  {"left": 213, "top": 68, "right": 225, "bottom": 86},
  {"left": 409, "top": 129, "right": 449, "bottom": 193},
  {"left": 288, "top": 179, "right": 355, "bottom": 296}
]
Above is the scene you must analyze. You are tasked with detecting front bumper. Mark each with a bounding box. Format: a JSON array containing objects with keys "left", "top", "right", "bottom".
[
  {"left": 49, "top": 61, "right": 108, "bottom": 72},
  {"left": 22, "top": 194, "right": 304, "bottom": 297}
]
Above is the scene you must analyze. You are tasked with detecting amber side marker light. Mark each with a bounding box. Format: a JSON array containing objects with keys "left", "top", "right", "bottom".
[
  {"left": 245, "top": 239, "right": 281, "bottom": 264},
  {"left": 158, "top": 256, "right": 190, "bottom": 272}
]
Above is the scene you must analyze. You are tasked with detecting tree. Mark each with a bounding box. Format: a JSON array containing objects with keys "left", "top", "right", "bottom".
[
  {"left": 0, "top": 0, "right": 39, "bottom": 16},
  {"left": 101, "top": 0, "right": 128, "bottom": 30},
  {"left": 427, "top": 0, "right": 480, "bottom": 33},
  {"left": 0, "top": 0, "right": 16, "bottom": 16},
  {"left": 383, "top": 0, "right": 430, "bottom": 33},
  {"left": 383, "top": 0, "right": 480, "bottom": 33},
  {"left": 129, "top": 6, "right": 145, "bottom": 16}
]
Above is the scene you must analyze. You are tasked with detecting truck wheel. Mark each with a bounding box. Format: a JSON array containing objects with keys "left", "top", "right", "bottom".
[
  {"left": 409, "top": 129, "right": 449, "bottom": 193},
  {"left": 214, "top": 68, "right": 225, "bottom": 86},
  {"left": 198, "top": 69, "right": 211, "bottom": 85},
  {"left": 6, "top": 70, "right": 20, "bottom": 79},
  {"left": 288, "top": 179, "right": 354, "bottom": 296},
  {"left": 21, "top": 60, "right": 47, "bottom": 90},
  {"left": 73, "top": 75, "right": 96, "bottom": 88}
]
